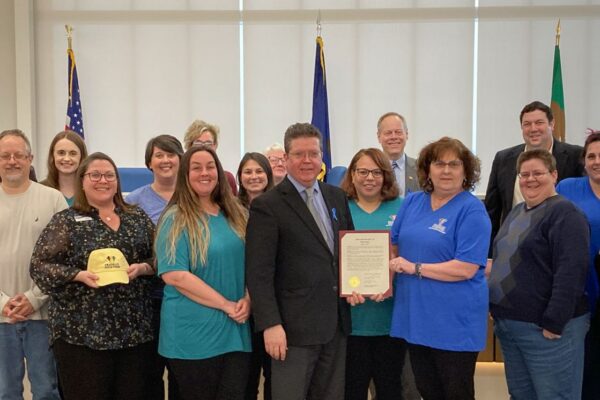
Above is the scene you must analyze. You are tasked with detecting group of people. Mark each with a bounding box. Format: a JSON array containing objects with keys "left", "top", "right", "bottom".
[{"left": 0, "top": 99, "right": 598, "bottom": 400}]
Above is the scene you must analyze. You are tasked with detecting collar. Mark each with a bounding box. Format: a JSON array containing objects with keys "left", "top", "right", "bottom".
[
  {"left": 525, "top": 137, "right": 554, "bottom": 153},
  {"left": 287, "top": 174, "right": 320, "bottom": 194},
  {"left": 391, "top": 153, "right": 406, "bottom": 169}
]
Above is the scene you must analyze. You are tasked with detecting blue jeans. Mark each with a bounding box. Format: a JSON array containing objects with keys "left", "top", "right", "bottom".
[
  {"left": 495, "top": 314, "right": 589, "bottom": 400},
  {"left": 0, "top": 320, "right": 60, "bottom": 400}
]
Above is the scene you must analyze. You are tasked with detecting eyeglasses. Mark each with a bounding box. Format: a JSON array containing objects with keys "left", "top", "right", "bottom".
[
  {"left": 193, "top": 140, "right": 215, "bottom": 147},
  {"left": 518, "top": 171, "right": 550, "bottom": 180},
  {"left": 431, "top": 160, "right": 463, "bottom": 169},
  {"left": 354, "top": 168, "right": 383, "bottom": 178},
  {"left": 268, "top": 156, "right": 285, "bottom": 165},
  {"left": 0, "top": 152, "right": 30, "bottom": 161},
  {"left": 288, "top": 151, "right": 321, "bottom": 160},
  {"left": 85, "top": 172, "right": 117, "bottom": 182}
]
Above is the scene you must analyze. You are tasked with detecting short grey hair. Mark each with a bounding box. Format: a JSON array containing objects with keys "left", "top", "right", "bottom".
[
  {"left": 263, "top": 142, "right": 285, "bottom": 155},
  {"left": 0, "top": 129, "right": 32, "bottom": 154}
]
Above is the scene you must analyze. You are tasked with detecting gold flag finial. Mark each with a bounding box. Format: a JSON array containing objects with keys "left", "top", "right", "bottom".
[
  {"left": 65, "top": 25, "right": 73, "bottom": 50},
  {"left": 555, "top": 19, "right": 561, "bottom": 46}
]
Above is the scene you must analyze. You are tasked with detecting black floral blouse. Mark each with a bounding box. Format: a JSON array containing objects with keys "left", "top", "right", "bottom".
[{"left": 30, "top": 206, "right": 155, "bottom": 350}]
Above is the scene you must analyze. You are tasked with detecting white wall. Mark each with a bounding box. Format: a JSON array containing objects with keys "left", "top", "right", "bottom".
[
  {"left": 6, "top": 1, "right": 600, "bottom": 193},
  {"left": 0, "top": 0, "right": 17, "bottom": 130}
]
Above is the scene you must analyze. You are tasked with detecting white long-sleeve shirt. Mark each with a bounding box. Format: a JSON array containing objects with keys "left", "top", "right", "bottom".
[{"left": 0, "top": 182, "right": 67, "bottom": 322}]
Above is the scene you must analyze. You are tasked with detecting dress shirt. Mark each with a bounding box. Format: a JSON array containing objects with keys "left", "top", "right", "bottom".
[{"left": 287, "top": 175, "right": 334, "bottom": 252}]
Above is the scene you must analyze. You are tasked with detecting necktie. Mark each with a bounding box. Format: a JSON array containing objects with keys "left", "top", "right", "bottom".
[{"left": 305, "top": 187, "right": 332, "bottom": 250}]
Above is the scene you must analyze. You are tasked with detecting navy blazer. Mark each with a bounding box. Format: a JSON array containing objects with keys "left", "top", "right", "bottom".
[
  {"left": 484, "top": 140, "right": 584, "bottom": 252},
  {"left": 246, "top": 177, "right": 354, "bottom": 346}
]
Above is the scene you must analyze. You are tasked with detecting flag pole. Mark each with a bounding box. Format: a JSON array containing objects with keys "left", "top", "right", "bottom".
[
  {"left": 316, "top": 10, "right": 321, "bottom": 37},
  {"left": 64, "top": 25, "right": 85, "bottom": 138},
  {"left": 311, "top": 12, "right": 331, "bottom": 181},
  {"left": 550, "top": 18, "right": 565, "bottom": 142}
]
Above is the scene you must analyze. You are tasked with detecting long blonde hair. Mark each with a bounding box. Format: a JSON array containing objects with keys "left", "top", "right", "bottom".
[{"left": 157, "top": 146, "right": 247, "bottom": 269}]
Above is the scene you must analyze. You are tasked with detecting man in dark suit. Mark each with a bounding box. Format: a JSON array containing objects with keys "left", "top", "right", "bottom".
[
  {"left": 485, "top": 100, "right": 584, "bottom": 247},
  {"left": 246, "top": 123, "right": 354, "bottom": 400},
  {"left": 377, "top": 112, "right": 419, "bottom": 196}
]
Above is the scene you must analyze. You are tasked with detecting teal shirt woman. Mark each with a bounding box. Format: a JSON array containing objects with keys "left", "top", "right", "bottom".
[
  {"left": 339, "top": 148, "right": 408, "bottom": 400},
  {"left": 155, "top": 146, "right": 251, "bottom": 400},
  {"left": 157, "top": 211, "right": 251, "bottom": 359},
  {"left": 348, "top": 198, "right": 402, "bottom": 336}
]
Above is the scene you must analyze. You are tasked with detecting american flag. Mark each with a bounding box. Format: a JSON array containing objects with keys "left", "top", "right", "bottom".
[{"left": 66, "top": 48, "right": 85, "bottom": 138}]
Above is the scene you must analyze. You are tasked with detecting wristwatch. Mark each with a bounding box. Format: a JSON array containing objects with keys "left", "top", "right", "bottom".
[{"left": 415, "top": 262, "right": 423, "bottom": 279}]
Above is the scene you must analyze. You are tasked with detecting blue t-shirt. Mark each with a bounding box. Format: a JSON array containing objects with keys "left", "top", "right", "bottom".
[
  {"left": 126, "top": 184, "right": 167, "bottom": 225},
  {"left": 349, "top": 198, "right": 403, "bottom": 336},
  {"left": 390, "top": 191, "right": 491, "bottom": 351},
  {"left": 156, "top": 211, "right": 251, "bottom": 359},
  {"left": 557, "top": 177, "right": 600, "bottom": 312},
  {"left": 64, "top": 196, "right": 74, "bottom": 207}
]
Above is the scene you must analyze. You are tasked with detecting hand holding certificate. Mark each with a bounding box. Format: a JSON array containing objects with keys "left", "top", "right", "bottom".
[{"left": 339, "top": 230, "right": 392, "bottom": 297}]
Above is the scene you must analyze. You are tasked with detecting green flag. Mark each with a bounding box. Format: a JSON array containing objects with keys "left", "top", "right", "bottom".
[{"left": 551, "top": 42, "right": 565, "bottom": 141}]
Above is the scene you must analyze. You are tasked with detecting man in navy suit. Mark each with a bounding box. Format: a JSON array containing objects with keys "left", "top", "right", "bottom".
[
  {"left": 246, "top": 123, "right": 354, "bottom": 400},
  {"left": 485, "top": 101, "right": 584, "bottom": 249}
]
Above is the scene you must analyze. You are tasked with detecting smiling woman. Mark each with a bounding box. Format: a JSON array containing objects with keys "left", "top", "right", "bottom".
[
  {"left": 236, "top": 152, "right": 273, "bottom": 209},
  {"left": 556, "top": 131, "right": 600, "bottom": 399},
  {"left": 30, "top": 152, "right": 156, "bottom": 400},
  {"left": 489, "top": 149, "right": 590, "bottom": 399},
  {"left": 388, "top": 137, "right": 491, "bottom": 400},
  {"left": 40, "top": 130, "right": 88, "bottom": 206},
  {"left": 154, "top": 146, "right": 251, "bottom": 400}
]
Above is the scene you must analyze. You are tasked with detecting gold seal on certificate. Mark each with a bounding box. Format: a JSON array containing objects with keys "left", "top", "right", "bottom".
[
  {"left": 339, "top": 230, "right": 392, "bottom": 297},
  {"left": 348, "top": 276, "right": 361, "bottom": 288}
]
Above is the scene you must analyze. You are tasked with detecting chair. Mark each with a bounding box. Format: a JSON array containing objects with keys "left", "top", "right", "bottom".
[
  {"left": 325, "top": 166, "right": 347, "bottom": 187},
  {"left": 117, "top": 167, "right": 153, "bottom": 193}
]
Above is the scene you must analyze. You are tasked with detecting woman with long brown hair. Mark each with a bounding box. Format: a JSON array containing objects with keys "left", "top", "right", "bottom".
[
  {"left": 41, "top": 130, "right": 88, "bottom": 206},
  {"left": 155, "top": 146, "right": 251, "bottom": 400}
]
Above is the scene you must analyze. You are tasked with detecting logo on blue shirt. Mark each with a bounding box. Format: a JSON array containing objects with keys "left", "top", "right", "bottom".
[
  {"left": 428, "top": 218, "right": 448, "bottom": 234},
  {"left": 386, "top": 214, "right": 396, "bottom": 227}
]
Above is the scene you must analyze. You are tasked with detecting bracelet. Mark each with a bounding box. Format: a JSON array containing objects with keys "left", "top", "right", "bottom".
[{"left": 415, "top": 263, "right": 423, "bottom": 279}]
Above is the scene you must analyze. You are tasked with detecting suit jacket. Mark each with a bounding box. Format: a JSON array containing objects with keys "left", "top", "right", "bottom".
[
  {"left": 484, "top": 140, "right": 584, "bottom": 251},
  {"left": 246, "top": 177, "right": 354, "bottom": 346},
  {"left": 405, "top": 155, "right": 420, "bottom": 194}
]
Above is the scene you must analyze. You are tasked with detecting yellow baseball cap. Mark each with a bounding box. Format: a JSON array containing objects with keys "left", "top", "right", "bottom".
[{"left": 86, "top": 248, "right": 130, "bottom": 286}]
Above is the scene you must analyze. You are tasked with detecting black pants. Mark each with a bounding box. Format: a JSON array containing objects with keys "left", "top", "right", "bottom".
[
  {"left": 168, "top": 351, "right": 251, "bottom": 400},
  {"left": 582, "top": 305, "right": 600, "bottom": 399},
  {"left": 408, "top": 343, "right": 478, "bottom": 400},
  {"left": 245, "top": 328, "right": 271, "bottom": 400},
  {"left": 148, "top": 298, "right": 180, "bottom": 400},
  {"left": 345, "top": 335, "right": 406, "bottom": 400},
  {"left": 53, "top": 339, "right": 154, "bottom": 400}
]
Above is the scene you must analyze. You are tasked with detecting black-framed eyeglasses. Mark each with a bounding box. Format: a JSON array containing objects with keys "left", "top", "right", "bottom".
[
  {"left": 84, "top": 172, "right": 117, "bottom": 182},
  {"left": 354, "top": 168, "right": 384, "bottom": 178}
]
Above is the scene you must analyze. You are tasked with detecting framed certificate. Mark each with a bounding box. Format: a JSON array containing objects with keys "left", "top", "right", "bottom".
[{"left": 339, "top": 230, "right": 392, "bottom": 297}]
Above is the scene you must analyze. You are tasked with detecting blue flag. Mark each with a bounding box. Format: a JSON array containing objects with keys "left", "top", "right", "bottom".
[
  {"left": 66, "top": 48, "right": 85, "bottom": 138},
  {"left": 311, "top": 36, "right": 331, "bottom": 177}
]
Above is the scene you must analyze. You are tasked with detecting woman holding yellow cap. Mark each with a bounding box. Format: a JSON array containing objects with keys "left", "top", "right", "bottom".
[{"left": 30, "top": 152, "right": 155, "bottom": 400}]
